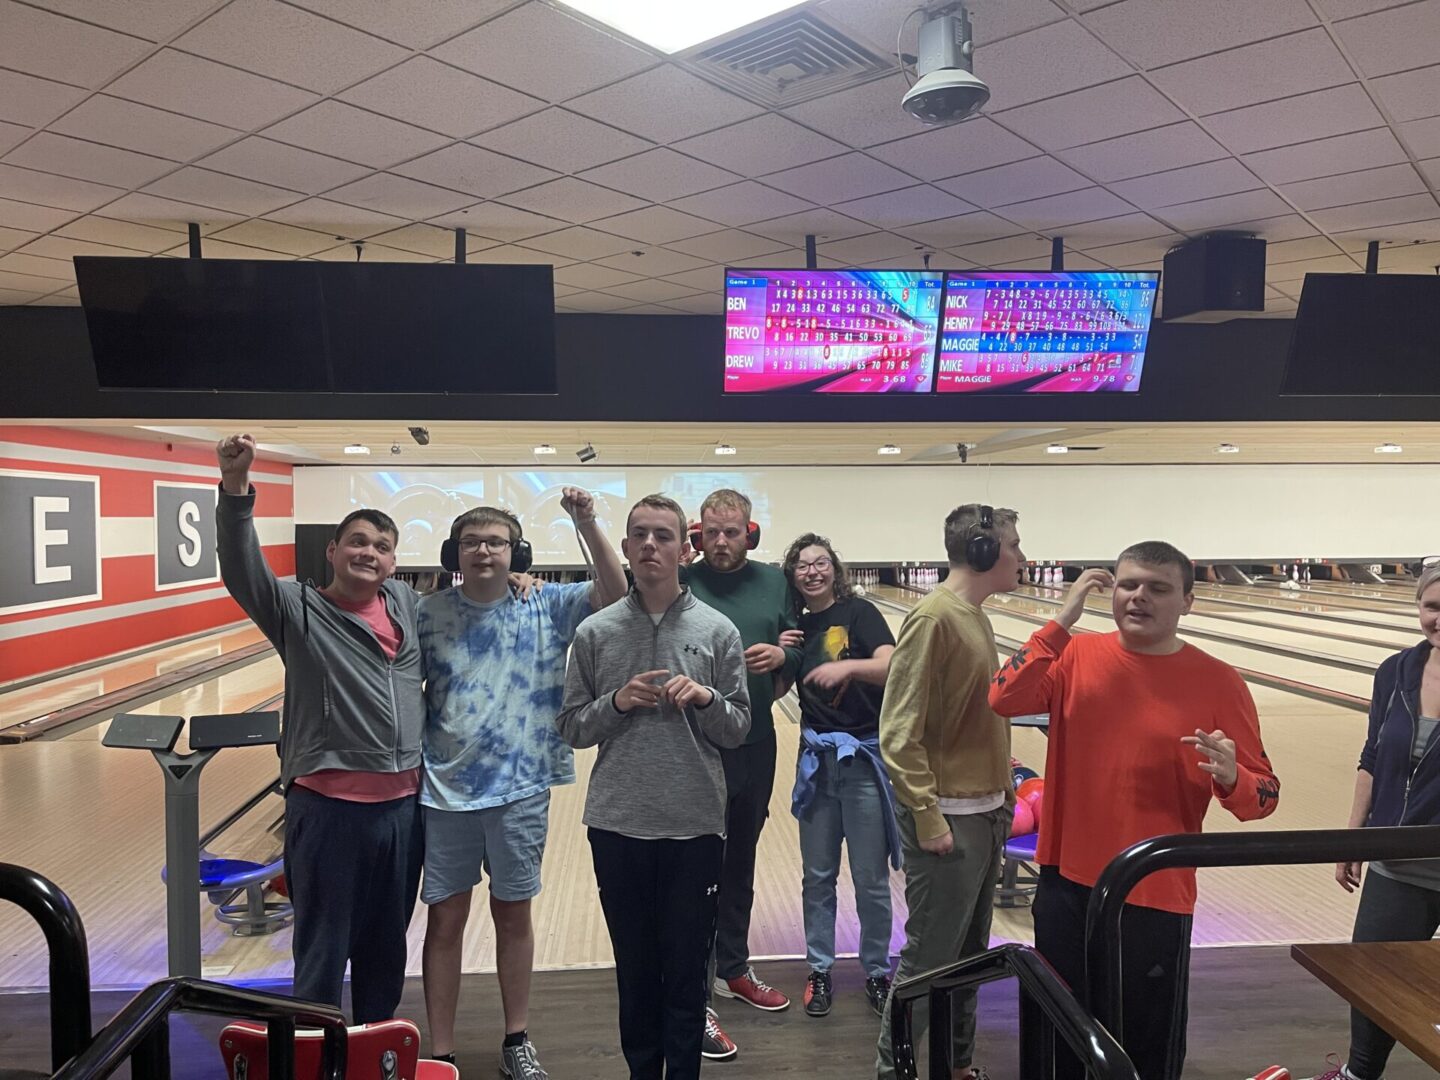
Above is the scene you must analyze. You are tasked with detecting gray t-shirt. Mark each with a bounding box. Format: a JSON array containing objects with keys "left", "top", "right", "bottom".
[{"left": 1373, "top": 716, "right": 1440, "bottom": 890}]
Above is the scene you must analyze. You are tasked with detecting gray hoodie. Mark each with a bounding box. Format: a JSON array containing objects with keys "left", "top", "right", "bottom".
[
  {"left": 216, "top": 488, "right": 424, "bottom": 788},
  {"left": 557, "top": 588, "right": 750, "bottom": 838}
]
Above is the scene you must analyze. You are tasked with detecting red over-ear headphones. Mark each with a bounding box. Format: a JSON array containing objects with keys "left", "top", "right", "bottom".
[{"left": 689, "top": 520, "right": 762, "bottom": 551}]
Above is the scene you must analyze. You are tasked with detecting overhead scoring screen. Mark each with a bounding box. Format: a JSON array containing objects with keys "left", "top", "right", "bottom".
[
  {"left": 722, "top": 269, "right": 943, "bottom": 393},
  {"left": 936, "top": 271, "right": 1159, "bottom": 393},
  {"left": 722, "top": 268, "right": 1158, "bottom": 394}
]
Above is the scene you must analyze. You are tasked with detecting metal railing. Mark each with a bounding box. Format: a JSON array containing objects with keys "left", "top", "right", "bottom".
[
  {"left": 50, "top": 977, "right": 348, "bottom": 1080},
  {"left": 890, "top": 943, "right": 1139, "bottom": 1080},
  {"left": 0, "top": 863, "right": 92, "bottom": 1073},
  {"left": 1085, "top": 824, "right": 1440, "bottom": 1043}
]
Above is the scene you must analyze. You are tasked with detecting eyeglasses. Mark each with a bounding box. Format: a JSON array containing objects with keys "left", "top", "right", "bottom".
[
  {"left": 458, "top": 536, "right": 514, "bottom": 554},
  {"left": 795, "top": 557, "right": 833, "bottom": 574}
]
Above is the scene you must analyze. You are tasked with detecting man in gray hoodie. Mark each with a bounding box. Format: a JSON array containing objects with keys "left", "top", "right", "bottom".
[
  {"left": 215, "top": 433, "right": 423, "bottom": 1024},
  {"left": 557, "top": 493, "right": 750, "bottom": 1080}
]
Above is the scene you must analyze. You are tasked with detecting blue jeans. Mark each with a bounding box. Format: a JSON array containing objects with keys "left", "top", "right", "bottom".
[{"left": 796, "top": 749, "right": 893, "bottom": 977}]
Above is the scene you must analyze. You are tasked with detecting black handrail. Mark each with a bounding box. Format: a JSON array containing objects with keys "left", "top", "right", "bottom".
[
  {"left": 49, "top": 977, "right": 348, "bottom": 1080},
  {"left": 889, "top": 943, "right": 1139, "bottom": 1080},
  {"left": 1085, "top": 824, "right": 1440, "bottom": 1044},
  {"left": 0, "top": 863, "right": 92, "bottom": 1072}
]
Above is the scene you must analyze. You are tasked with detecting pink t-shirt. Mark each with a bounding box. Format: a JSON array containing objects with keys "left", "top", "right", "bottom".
[{"left": 292, "top": 590, "right": 421, "bottom": 803}]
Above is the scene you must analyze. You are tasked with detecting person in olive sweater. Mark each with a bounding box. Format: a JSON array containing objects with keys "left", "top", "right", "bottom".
[{"left": 683, "top": 488, "right": 803, "bottom": 1058}]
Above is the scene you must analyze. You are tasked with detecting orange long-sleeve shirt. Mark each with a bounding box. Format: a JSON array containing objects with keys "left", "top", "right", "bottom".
[{"left": 989, "top": 620, "right": 1280, "bottom": 914}]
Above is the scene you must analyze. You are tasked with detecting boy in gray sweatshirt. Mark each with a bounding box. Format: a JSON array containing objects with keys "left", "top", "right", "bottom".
[{"left": 557, "top": 493, "right": 749, "bottom": 1080}]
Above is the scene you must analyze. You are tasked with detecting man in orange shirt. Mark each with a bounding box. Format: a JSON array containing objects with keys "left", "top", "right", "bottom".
[{"left": 989, "top": 541, "right": 1279, "bottom": 1080}]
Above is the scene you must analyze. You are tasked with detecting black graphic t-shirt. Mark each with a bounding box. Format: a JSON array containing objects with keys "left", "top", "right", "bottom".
[{"left": 797, "top": 596, "right": 896, "bottom": 738}]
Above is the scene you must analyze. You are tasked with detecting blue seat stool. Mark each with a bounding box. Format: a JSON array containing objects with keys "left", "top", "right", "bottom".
[
  {"left": 997, "top": 831, "right": 1039, "bottom": 908},
  {"left": 163, "top": 854, "right": 293, "bottom": 936}
]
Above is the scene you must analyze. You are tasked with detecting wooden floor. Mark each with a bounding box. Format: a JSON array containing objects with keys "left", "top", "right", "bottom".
[
  {"left": 0, "top": 951, "right": 1430, "bottom": 1079},
  {"left": 0, "top": 581, "right": 1418, "bottom": 992}
]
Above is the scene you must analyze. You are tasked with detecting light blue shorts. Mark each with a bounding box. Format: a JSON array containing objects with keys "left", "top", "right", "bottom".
[{"left": 421, "top": 790, "right": 551, "bottom": 904}]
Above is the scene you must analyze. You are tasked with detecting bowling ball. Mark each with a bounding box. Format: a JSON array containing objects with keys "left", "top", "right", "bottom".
[
  {"left": 1017, "top": 777, "right": 1044, "bottom": 804},
  {"left": 1009, "top": 798, "right": 1035, "bottom": 837},
  {"left": 1027, "top": 791, "right": 1043, "bottom": 822},
  {"left": 269, "top": 872, "right": 288, "bottom": 898},
  {"left": 1012, "top": 766, "right": 1039, "bottom": 790}
]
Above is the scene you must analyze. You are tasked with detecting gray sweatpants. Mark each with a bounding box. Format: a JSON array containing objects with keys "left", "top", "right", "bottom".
[{"left": 875, "top": 804, "right": 1011, "bottom": 1080}]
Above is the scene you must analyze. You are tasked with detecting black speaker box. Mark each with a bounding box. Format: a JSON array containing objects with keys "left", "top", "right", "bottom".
[{"left": 1162, "top": 234, "right": 1266, "bottom": 322}]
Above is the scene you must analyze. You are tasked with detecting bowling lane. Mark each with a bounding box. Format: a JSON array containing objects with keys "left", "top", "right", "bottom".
[
  {"left": 1207, "top": 582, "right": 1418, "bottom": 619},
  {"left": 0, "top": 623, "right": 269, "bottom": 728}
]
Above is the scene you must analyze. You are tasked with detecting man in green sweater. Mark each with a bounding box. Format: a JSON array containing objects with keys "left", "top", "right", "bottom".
[{"left": 684, "top": 488, "right": 803, "bottom": 1060}]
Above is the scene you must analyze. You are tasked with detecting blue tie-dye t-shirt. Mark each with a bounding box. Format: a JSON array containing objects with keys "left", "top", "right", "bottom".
[{"left": 419, "top": 581, "right": 594, "bottom": 810}]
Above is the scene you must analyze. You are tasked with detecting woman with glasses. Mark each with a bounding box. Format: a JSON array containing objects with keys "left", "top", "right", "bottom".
[
  {"left": 1310, "top": 562, "right": 1440, "bottom": 1080},
  {"left": 781, "top": 533, "right": 900, "bottom": 1020}
]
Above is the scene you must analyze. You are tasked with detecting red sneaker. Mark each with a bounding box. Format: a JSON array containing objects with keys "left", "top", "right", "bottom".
[{"left": 715, "top": 967, "right": 791, "bottom": 1011}]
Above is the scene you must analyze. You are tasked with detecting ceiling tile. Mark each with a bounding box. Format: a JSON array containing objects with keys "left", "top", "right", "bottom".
[
  {"left": 429, "top": 202, "right": 565, "bottom": 239},
  {"left": 972, "top": 20, "right": 1132, "bottom": 110},
  {"left": 781, "top": 74, "right": 921, "bottom": 149},
  {"left": 665, "top": 229, "right": 789, "bottom": 263},
  {"left": 0, "top": 267, "right": 77, "bottom": 292},
  {"left": 1279, "top": 163, "right": 1426, "bottom": 211},
  {"left": 552, "top": 263, "right": 644, "bottom": 290},
  {"left": 1371, "top": 65, "right": 1440, "bottom": 124},
  {"left": 56, "top": 216, "right": 183, "bottom": 251},
  {"left": 664, "top": 265, "right": 726, "bottom": 291},
  {"left": 265, "top": 197, "right": 409, "bottom": 238},
  {"left": 470, "top": 243, "right": 576, "bottom": 267},
  {"left": 21, "top": 233, "right": 141, "bottom": 260},
  {"left": 1243, "top": 127, "right": 1407, "bottom": 184},
  {"left": 22, "top": 0, "right": 222, "bottom": 40},
  {"left": 1400, "top": 115, "right": 1440, "bottom": 159},
  {"left": 815, "top": 231, "right": 921, "bottom": 264},
  {"left": 0, "top": 226, "right": 40, "bottom": 253},
  {"left": 1149, "top": 28, "right": 1353, "bottom": 117},
  {"left": 4, "top": 132, "right": 175, "bottom": 187},
  {"left": 1204, "top": 84, "right": 1384, "bottom": 154},
  {"left": 764, "top": 152, "right": 913, "bottom": 204},
  {"left": 1055, "top": 213, "right": 1175, "bottom": 247},
  {"left": 668, "top": 181, "right": 813, "bottom": 228},
  {"left": 311, "top": 241, "right": 434, "bottom": 263},
  {"left": 0, "top": 251, "right": 73, "bottom": 281},
  {"left": 50, "top": 95, "right": 239, "bottom": 161},
  {"left": 0, "top": 118, "right": 33, "bottom": 159},
  {"left": 1055, "top": 122, "right": 1227, "bottom": 182},
  {"left": 0, "top": 0, "right": 151, "bottom": 88},
  {"left": 1220, "top": 213, "right": 1319, "bottom": 242},
  {"left": 872, "top": 118, "right": 1038, "bottom": 183},
  {"left": 325, "top": 173, "right": 476, "bottom": 218},
  {"left": 161, "top": 237, "right": 296, "bottom": 260},
  {"left": 197, "top": 137, "right": 370, "bottom": 194},
  {"left": 93, "top": 192, "right": 243, "bottom": 230},
  {"left": 433, "top": 3, "right": 656, "bottom": 102},
  {"left": 0, "top": 162, "right": 125, "bottom": 212},
  {"left": 939, "top": 157, "right": 1089, "bottom": 207},
  {"left": 1108, "top": 159, "right": 1262, "bottom": 210},
  {"left": 1333, "top": 0, "right": 1440, "bottom": 77},
  {"left": 263, "top": 102, "right": 450, "bottom": 169},
  {"left": 567, "top": 66, "right": 764, "bottom": 145},
  {"left": 556, "top": 290, "right": 636, "bottom": 312},
  {"left": 595, "top": 248, "right": 709, "bottom": 276},
  {"left": 833, "top": 184, "right": 975, "bottom": 227},
  {"left": 107, "top": 49, "right": 320, "bottom": 130},
  {"left": 520, "top": 226, "right": 639, "bottom": 260},
  {"left": 993, "top": 187, "right": 1136, "bottom": 230},
  {"left": 592, "top": 205, "right": 718, "bottom": 244},
  {"left": 287, "top": 0, "right": 512, "bottom": 49},
  {"left": 1155, "top": 188, "right": 1295, "bottom": 232},
  {"left": 1082, "top": 0, "right": 1317, "bottom": 68},
  {"left": 0, "top": 69, "right": 87, "bottom": 128},
  {"left": 500, "top": 177, "right": 647, "bottom": 223},
  {"left": 1311, "top": 193, "right": 1440, "bottom": 233},
  {"left": 392, "top": 143, "right": 557, "bottom": 199},
  {"left": 366, "top": 223, "right": 464, "bottom": 258},
  {"left": 902, "top": 211, "right": 1026, "bottom": 248},
  {"left": 580, "top": 149, "right": 739, "bottom": 203},
  {"left": 952, "top": 233, "right": 1054, "bottom": 266},
  {"left": 674, "top": 114, "right": 846, "bottom": 177},
  {"left": 598, "top": 278, "right": 702, "bottom": 303},
  {"left": 208, "top": 219, "right": 338, "bottom": 256},
  {"left": 1082, "top": 236, "right": 1176, "bottom": 267},
  {"left": 746, "top": 207, "right": 877, "bottom": 244},
  {"left": 0, "top": 286, "right": 46, "bottom": 303},
  {"left": 472, "top": 109, "right": 652, "bottom": 172},
  {"left": 822, "top": 0, "right": 1065, "bottom": 52},
  {"left": 1315, "top": 0, "right": 1415, "bottom": 20},
  {"left": 174, "top": 0, "right": 408, "bottom": 95},
  {"left": 1264, "top": 235, "right": 1349, "bottom": 264},
  {"left": 30, "top": 288, "right": 81, "bottom": 306},
  {"left": 340, "top": 56, "right": 544, "bottom": 138},
  {"left": 661, "top": 294, "right": 723, "bottom": 314},
  {"left": 997, "top": 77, "right": 1185, "bottom": 151},
  {"left": 142, "top": 167, "right": 303, "bottom": 216},
  {"left": 1421, "top": 158, "right": 1440, "bottom": 189}
]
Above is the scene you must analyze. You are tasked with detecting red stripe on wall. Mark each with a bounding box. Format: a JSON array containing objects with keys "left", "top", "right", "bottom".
[
  {"left": 0, "top": 425, "right": 291, "bottom": 480},
  {"left": 0, "top": 458, "right": 293, "bottom": 518}
]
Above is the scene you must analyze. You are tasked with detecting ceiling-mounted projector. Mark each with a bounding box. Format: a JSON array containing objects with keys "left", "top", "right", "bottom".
[{"left": 902, "top": 6, "right": 990, "bottom": 124}]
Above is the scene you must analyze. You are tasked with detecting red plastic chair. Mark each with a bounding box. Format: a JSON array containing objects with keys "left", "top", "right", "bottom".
[{"left": 219, "top": 1019, "right": 459, "bottom": 1079}]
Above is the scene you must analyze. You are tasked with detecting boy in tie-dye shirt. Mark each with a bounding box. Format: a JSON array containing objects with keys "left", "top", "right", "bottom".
[{"left": 418, "top": 489, "right": 627, "bottom": 1078}]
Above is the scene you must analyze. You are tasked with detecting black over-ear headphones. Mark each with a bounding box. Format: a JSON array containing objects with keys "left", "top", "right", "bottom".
[
  {"left": 688, "top": 520, "right": 762, "bottom": 552},
  {"left": 441, "top": 509, "right": 533, "bottom": 575},
  {"left": 965, "top": 505, "right": 1000, "bottom": 572}
]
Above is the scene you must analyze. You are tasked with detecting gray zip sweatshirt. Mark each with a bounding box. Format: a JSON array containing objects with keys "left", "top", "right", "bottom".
[
  {"left": 556, "top": 588, "right": 750, "bottom": 838},
  {"left": 216, "top": 488, "right": 424, "bottom": 788}
]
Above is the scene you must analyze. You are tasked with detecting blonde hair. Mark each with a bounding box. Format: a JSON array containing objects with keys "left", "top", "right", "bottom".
[
  {"left": 700, "top": 488, "right": 752, "bottom": 521},
  {"left": 1417, "top": 564, "right": 1440, "bottom": 602},
  {"left": 628, "top": 494, "right": 686, "bottom": 537}
]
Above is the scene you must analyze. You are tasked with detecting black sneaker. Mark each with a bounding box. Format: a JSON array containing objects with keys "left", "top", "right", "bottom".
[
  {"left": 865, "top": 974, "right": 892, "bottom": 1017},
  {"left": 702, "top": 1007, "right": 738, "bottom": 1061},
  {"left": 804, "top": 969, "right": 833, "bottom": 1017}
]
